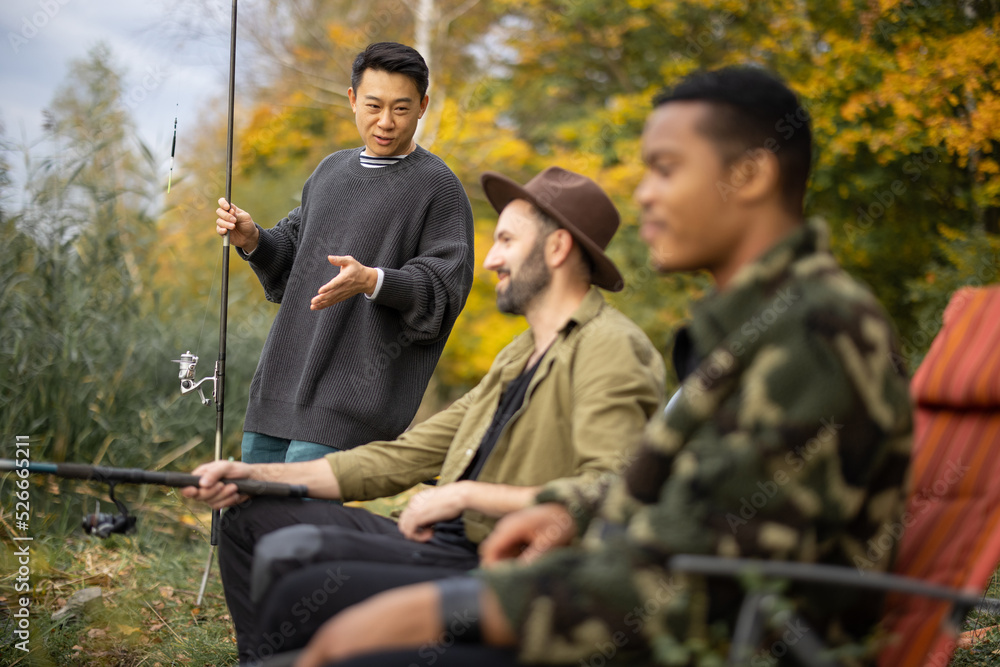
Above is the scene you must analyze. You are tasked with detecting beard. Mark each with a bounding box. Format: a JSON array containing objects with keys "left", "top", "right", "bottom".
[{"left": 496, "top": 238, "right": 552, "bottom": 315}]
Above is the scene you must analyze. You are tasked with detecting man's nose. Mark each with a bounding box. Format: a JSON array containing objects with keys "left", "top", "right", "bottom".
[
  {"left": 483, "top": 244, "right": 502, "bottom": 270},
  {"left": 634, "top": 173, "right": 652, "bottom": 207}
]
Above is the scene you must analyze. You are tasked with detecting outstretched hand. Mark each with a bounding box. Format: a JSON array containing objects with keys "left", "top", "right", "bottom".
[
  {"left": 180, "top": 460, "right": 252, "bottom": 509},
  {"left": 310, "top": 255, "right": 378, "bottom": 310}
]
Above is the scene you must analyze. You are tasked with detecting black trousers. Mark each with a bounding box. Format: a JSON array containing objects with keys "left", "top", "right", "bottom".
[
  {"left": 256, "top": 561, "right": 476, "bottom": 661},
  {"left": 218, "top": 498, "right": 480, "bottom": 666}
]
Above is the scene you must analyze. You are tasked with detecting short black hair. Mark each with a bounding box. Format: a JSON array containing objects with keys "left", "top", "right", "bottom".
[
  {"left": 653, "top": 67, "right": 812, "bottom": 214},
  {"left": 351, "top": 42, "right": 429, "bottom": 99}
]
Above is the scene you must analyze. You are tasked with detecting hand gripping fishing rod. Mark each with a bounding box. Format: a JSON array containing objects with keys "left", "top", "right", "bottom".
[
  {"left": 0, "top": 459, "right": 308, "bottom": 538},
  {"left": 172, "top": 0, "right": 240, "bottom": 605}
]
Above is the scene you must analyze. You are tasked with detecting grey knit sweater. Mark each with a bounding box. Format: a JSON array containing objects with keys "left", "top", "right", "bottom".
[{"left": 239, "top": 146, "right": 475, "bottom": 449}]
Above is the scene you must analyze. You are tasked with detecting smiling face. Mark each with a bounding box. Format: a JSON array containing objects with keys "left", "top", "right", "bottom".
[
  {"left": 634, "top": 101, "right": 752, "bottom": 283},
  {"left": 483, "top": 199, "right": 554, "bottom": 315},
  {"left": 348, "top": 68, "right": 428, "bottom": 157}
]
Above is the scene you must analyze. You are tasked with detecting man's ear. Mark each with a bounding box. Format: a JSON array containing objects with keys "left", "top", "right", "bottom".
[
  {"left": 546, "top": 229, "right": 575, "bottom": 269},
  {"left": 728, "top": 148, "right": 780, "bottom": 206},
  {"left": 419, "top": 94, "right": 429, "bottom": 119},
  {"left": 348, "top": 87, "right": 357, "bottom": 112}
]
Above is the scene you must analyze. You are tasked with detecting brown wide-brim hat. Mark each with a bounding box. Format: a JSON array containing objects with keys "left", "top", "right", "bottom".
[{"left": 480, "top": 166, "right": 624, "bottom": 292}]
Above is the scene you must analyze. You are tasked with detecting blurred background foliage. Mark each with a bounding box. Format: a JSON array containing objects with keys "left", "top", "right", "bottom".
[
  {"left": 1, "top": 2, "right": 998, "bottom": 664},
  {"left": 2, "top": 0, "right": 998, "bottom": 476}
]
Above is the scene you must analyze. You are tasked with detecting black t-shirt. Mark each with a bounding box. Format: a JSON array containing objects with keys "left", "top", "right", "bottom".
[
  {"left": 671, "top": 325, "right": 702, "bottom": 382},
  {"left": 430, "top": 353, "right": 545, "bottom": 550}
]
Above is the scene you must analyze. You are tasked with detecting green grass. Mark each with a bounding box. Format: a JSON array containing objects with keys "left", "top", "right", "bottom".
[
  {"left": 0, "top": 481, "right": 423, "bottom": 667},
  {"left": 0, "top": 484, "right": 236, "bottom": 667},
  {"left": 950, "top": 572, "right": 1000, "bottom": 666}
]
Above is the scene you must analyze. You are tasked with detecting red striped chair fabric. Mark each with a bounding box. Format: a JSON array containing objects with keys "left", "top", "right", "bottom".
[{"left": 878, "top": 286, "right": 1000, "bottom": 667}]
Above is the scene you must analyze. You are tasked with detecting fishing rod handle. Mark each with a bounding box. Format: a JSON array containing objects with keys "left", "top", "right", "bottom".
[
  {"left": 156, "top": 470, "right": 308, "bottom": 497},
  {"left": 227, "top": 478, "right": 309, "bottom": 498}
]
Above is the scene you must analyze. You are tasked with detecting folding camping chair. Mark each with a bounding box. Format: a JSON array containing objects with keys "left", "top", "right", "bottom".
[{"left": 671, "top": 285, "right": 1000, "bottom": 666}]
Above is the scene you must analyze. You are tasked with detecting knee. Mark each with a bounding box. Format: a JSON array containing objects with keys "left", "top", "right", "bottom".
[{"left": 251, "top": 525, "right": 324, "bottom": 602}]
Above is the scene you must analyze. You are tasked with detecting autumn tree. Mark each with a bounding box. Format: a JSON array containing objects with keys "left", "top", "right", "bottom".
[
  {"left": 487, "top": 0, "right": 1000, "bottom": 368},
  {"left": 156, "top": 0, "right": 999, "bottom": 409}
]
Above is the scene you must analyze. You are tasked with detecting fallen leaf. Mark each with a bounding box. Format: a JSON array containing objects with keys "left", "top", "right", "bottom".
[
  {"left": 149, "top": 623, "right": 164, "bottom": 632},
  {"left": 87, "top": 628, "right": 106, "bottom": 638},
  {"left": 158, "top": 585, "right": 175, "bottom": 599},
  {"left": 117, "top": 624, "right": 140, "bottom": 636},
  {"left": 87, "top": 574, "right": 112, "bottom": 587}
]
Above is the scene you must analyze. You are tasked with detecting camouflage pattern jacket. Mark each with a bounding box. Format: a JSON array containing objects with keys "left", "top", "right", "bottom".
[{"left": 479, "top": 220, "right": 913, "bottom": 665}]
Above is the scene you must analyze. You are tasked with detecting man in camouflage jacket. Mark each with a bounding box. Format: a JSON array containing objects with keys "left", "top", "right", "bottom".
[{"left": 292, "top": 67, "right": 913, "bottom": 667}]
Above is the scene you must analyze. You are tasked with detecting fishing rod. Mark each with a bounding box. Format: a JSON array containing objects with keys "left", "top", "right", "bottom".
[
  {"left": 0, "top": 459, "right": 308, "bottom": 539},
  {"left": 172, "top": 0, "right": 239, "bottom": 604},
  {"left": 167, "top": 107, "right": 177, "bottom": 193}
]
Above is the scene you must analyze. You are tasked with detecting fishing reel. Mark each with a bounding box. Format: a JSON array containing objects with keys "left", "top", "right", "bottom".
[
  {"left": 81, "top": 483, "right": 136, "bottom": 539},
  {"left": 173, "top": 351, "right": 217, "bottom": 406}
]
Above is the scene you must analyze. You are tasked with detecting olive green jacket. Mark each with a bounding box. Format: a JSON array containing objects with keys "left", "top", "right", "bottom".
[{"left": 325, "top": 287, "right": 666, "bottom": 543}]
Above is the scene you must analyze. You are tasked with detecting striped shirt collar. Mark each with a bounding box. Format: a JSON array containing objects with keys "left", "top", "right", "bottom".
[{"left": 359, "top": 149, "right": 410, "bottom": 168}]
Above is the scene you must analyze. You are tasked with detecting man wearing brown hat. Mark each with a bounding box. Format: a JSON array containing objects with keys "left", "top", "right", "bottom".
[{"left": 183, "top": 166, "right": 665, "bottom": 664}]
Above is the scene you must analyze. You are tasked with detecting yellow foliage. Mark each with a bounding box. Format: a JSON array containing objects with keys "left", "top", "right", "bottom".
[{"left": 148, "top": 0, "right": 1000, "bottom": 405}]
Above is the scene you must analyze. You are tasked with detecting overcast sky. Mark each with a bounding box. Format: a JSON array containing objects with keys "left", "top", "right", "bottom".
[{"left": 1, "top": 1, "right": 236, "bottom": 179}]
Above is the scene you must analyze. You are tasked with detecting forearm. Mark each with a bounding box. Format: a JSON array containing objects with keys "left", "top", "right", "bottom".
[
  {"left": 457, "top": 481, "right": 540, "bottom": 518},
  {"left": 249, "top": 459, "right": 341, "bottom": 500},
  {"left": 479, "top": 585, "right": 518, "bottom": 646},
  {"left": 296, "top": 579, "right": 515, "bottom": 667}
]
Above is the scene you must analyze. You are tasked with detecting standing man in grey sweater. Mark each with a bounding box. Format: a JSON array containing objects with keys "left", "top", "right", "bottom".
[{"left": 214, "top": 42, "right": 475, "bottom": 463}]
